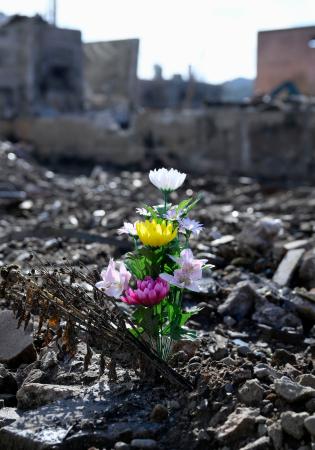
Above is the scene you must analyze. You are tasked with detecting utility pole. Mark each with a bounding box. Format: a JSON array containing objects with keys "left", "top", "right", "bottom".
[{"left": 47, "top": 0, "right": 57, "bottom": 26}]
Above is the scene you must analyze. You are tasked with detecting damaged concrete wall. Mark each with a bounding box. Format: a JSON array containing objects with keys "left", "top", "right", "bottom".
[
  {"left": 0, "top": 107, "right": 315, "bottom": 181},
  {"left": 84, "top": 39, "right": 139, "bottom": 112}
]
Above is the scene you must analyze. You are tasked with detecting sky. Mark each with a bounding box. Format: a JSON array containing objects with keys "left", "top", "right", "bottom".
[{"left": 1, "top": 0, "right": 315, "bottom": 83}]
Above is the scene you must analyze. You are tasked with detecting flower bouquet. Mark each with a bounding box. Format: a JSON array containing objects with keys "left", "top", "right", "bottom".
[{"left": 96, "top": 168, "right": 209, "bottom": 361}]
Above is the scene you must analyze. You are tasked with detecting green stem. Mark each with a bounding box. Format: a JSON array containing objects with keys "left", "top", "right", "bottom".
[{"left": 163, "top": 191, "right": 169, "bottom": 216}]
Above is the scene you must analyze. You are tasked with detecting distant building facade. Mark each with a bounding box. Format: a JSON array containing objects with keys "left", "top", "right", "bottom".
[
  {"left": 255, "top": 26, "right": 315, "bottom": 96},
  {"left": 0, "top": 15, "right": 83, "bottom": 118},
  {"left": 138, "top": 66, "right": 222, "bottom": 109}
]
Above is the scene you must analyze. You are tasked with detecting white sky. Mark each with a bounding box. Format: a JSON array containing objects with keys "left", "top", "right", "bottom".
[{"left": 1, "top": 0, "right": 315, "bottom": 83}]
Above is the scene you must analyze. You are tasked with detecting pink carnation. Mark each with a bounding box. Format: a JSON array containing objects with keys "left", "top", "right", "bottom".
[{"left": 121, "top": 276, "right": 169, "bottom": 307}]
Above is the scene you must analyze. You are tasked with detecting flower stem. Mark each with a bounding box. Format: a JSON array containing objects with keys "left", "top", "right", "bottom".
[{"left": 163, "top": 191, "right": 169, "bottom": 216}]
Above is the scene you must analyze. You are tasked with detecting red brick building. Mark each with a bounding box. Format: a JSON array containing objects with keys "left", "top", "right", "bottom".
[{"left": 255, "top": 26, "right": 315, "bottom": 96}]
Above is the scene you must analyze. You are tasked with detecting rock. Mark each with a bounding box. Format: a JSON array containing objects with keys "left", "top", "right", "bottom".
[
  {"left": 252, "top": 302, "right": 302, "bottom": 330},
  {"left": 131, "top": 438, "right": 158, "bottom": 449},
  {"left": 22, "top": 369, "right": 47, "bottom": 385},
  {"left": 40, "top": 350, "right": 58, "bottom": 371},
  {"left": 306, "top": 398, "right": 315, "bottom": 413},
  {"left": 254, "top": 363, "right": 282, "bottom": 381},
  {"left": 210, "top": 235, "right": 235, "bottom": 247},
  {"left": 238, "top": 217, "right": 282, "bottom": 252},
  {"left": 0, "top": 365, "right": 17, "bottom": 394},
  {"left": 281, "top": 411, "right": 309, "bottom": 439},
  {"left": 239, "top": 436, "right": 270, "bottom": 450},
  {"left": 273, "top": 248, "right": 305, "bottom": 287},
  {"left": 272, "top": 349, "right": 297, "bottom": 366},
  {"left": 218, "top": 281, "right": 263, "bottom": 320},
  {"left": 16, "top": 383, "right": 81, "bottom": 409},
  {"left": 268, "top": 422, "right": 283, "bottom": 450},
  {"left": 274, "top": 376, "right": 315, "bottom": 403},
  {"left": 115, "top": 442, "right": 131, "bottom": 450},
  {"left": 298, "top": 374, "right": 315, "bottom": 389},
  {"left": 299, "top": 250, "right": 315, "bottom": 289},
  {"left": 150, "top": 404, "right": 168, "bottom": 423},
  {"left": 0, "top": 310, "right": 36, "bottom": 368},
  {"left": 238, "top": 380, "right": 265, "bottom": 406},
  {"left": 0, "top": 407, "right": 20, "bottom": 427},
  {"left": 288, "top": 295, "right": 315, "bottom": 322},
  {"left": 215, "top": 407, "right": 259, "bottom": 443},
  {"left": 304, "top": 415, "right": 315, "bottom": 436}
]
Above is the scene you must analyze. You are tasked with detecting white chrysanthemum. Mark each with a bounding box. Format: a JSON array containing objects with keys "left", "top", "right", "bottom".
[{"left": 149, "top": 168, "right": 186, "bottom": 192}]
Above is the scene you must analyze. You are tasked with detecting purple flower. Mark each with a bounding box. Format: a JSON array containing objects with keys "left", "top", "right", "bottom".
[
  {"left": 179, "top": 218, "right": 203, "bottom": 236},
  {"left": 121, "top": 276, "right": 169, "bottom": 307},
  {"left": 96, "top": 259, "right": 131, "bottom": 298},
  {"left": 164, "top": 207, "right": 183, "bottom": 221},
  {"left": 160, "top": 249, "right": 207, "bottom": 292}
]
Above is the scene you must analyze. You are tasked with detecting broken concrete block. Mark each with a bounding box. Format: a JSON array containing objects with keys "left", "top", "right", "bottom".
[
  {"left": 17, "top": 383, "right": 81, "bottom": 410},
  {"left": 272, "top": 248, "right": 305, "bottom": 287}
]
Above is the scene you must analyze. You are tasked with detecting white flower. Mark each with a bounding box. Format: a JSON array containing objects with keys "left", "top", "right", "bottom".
[
  {"left": 136, "top": 208, "right": 149, "bottom": 216},
  {"left": 95, "top": 259, "right": 131, "bottom": 298},
  {"left": 118, "top": 222, "right": 137, "bottom": 236},
  {"left": 179, "top": 218, "right": 203, "bottom": 236},
  {"left": 160, "top": 249, "right": 207, "bottom": 292},
  {"left": 149, "top": 168, "right": 186, "bottom": 192}
]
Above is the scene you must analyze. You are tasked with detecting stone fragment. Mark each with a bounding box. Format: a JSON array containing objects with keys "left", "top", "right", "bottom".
[
  {"left": 297, "top": 374, "right": 315, "bottom": 389},
  {"left": 274, "top": 376, "right": 315, "bottom": 403},
  {"left": 238, "top": 380, "right": 265, "bottom": 406},
  {"left": 0, "top": 310, "right": 36, "bottom": 368},
  {"left": 218, "top": 281, "right": 262, "bottom": 320},
  {"left": 115, "top": 443, "right": 130, "bottom": 450},
  {"left": 272, "top": 349, "right": 297, "bottom": 366},
  {"left": 22, "top": 369, "right": 47, "bottom": 385},
  {"left": 40, "top": 350, "right": 58, "bottom": 371},
  {"left": 272, "top": 248, "right": 305, "bottom": 287},
  {"left": 238, "top": 217, "right": 282, "bottom": 252},
  {"left": 306, "top": 398, "right": 315, "bottom": 413},
  {"left": 239, "top": 436, "right": 270, "bottom": 450},
  {"left": 252, "top": 302, "right": 301, "bottom": 330},
  {"left": 0, "top": 365, "right": 17, "bottom": 394},
  {"left": 268, "top": 422, "right": 283, "bottom": 450},
  {"left": 254, "top": 363, "right": 282, "bottom": 381},
  {"left": 304, "top": 415, "right": 315, "bottom": 436},
  {"left": 215, "top": 407, "right": 259, "bottom": 442},
  {"left": 288, "top": 295, "right": 315, "bottom": 322},
  {"left": 299, "top": 250, "right": 315, "bottom": 289},
  {"left": 284, "top": 239, "right": 310, "bottom": 251},
  {"left": 0, "top": 407, "right": 20, "bottom": 428},
  {"left": 17, "top": 383, "right": 81, "bottom": 409},
  {"left": 131, "top": 438, "right": 158, "bottom": 449},
  {"left": 210, "top": 235, "right": 235, "bottom": 247},
  {"left": 150, "top": 404, "right": 168, "bottom": 422},
  {"left": 280, "top": 411, "right": 309, "bottom": 439}
]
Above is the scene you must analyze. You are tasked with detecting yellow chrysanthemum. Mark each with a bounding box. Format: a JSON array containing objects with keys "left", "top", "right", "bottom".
[{"left": 136, "top": 219, "right": 177, "bottom": 247}]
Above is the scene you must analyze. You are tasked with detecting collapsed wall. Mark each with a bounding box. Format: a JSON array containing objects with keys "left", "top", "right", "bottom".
[{"left": 0, "top": 107, "right": 314, "bottom": 181}]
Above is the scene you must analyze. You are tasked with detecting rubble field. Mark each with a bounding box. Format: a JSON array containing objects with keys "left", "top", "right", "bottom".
[{"left": 2, "top": 141, "right": 315, "bottom": 450}]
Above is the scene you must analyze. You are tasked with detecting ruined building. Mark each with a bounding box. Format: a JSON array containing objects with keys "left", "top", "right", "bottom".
[
  {"left": 255, "top": 26, "right": 315, "bottom": 96},
  {"left": 84, "top": 39, "right": 139, "bottom": 113},
  {"left": 0, "top": 15, "right": 83, "bottom": 118}
]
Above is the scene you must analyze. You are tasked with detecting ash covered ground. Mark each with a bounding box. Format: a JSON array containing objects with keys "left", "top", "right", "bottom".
[{"left": 1, "top": 142, "right": 315, "bottom": 450}]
